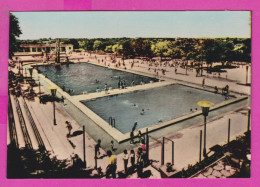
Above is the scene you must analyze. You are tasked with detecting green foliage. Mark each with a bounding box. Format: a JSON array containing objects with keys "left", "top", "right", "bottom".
[
  {"left": 7, "top": 145, "right": 86, "bottom": 178},
  {"left": 63, "top": 39, "right": 79, "bottom": 49},
  {"left": 9, "top": 13, "right": 22, "bottom": 58},
  {"left": 18, "top": 37, "right": 251, "bottom": 63}
]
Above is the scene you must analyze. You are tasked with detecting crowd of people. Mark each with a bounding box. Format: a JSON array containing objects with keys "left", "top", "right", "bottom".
[{"left": 92, "top": 137, "right": 148, "bottom": 179}]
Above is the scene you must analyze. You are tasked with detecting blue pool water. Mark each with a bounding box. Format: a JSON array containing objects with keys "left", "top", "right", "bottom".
[
  {"left": 37, "top": 63, "right": 158, "bottom": 95},
  {"left": 82, "top": 84, "right": 227, "bottom": 134}
]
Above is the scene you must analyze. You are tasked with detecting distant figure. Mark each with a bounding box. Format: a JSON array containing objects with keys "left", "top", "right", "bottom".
[
  {"left": 131, "top": 80, "right": 135, "bottom": 86},
  {"left": 111, "top": 140, "right": 115, "bottom": 151},
  {"left": 95, "top": 139, "right": 101, "bottom": 157},
  {"left": 132, "top": 122, "right": 138, "bottom": 132},
  {"left": 61, "top": 96, "right": 64, "bottom": 103},
  {"left": 202, "top": 78, "right": 205, "bottom": 88},
  {"left": 136, "top": 148, "right": 144, "bottom": 178},
  {"left": 123, "top": 79, "right": 127, "bottom": 89},
  {"left": 65, "top": 121, "right": 72, "bottom": 137},
  {"left": 130, "top": 131, "right": 134, "bottom": 144},
  {"left": 104, "top": 83, "right": 108, "bottom": 93},
  {"left": 140, "top": 109, "right": 145, "bottom": 115},
  {"left": 214, "top": 86, "right": 218, "bottom": 94},
  {"left": 138, "top": 130, "right": 144, "bottom": 143},
  {"left": 130, "top": 149, "right": 135, "bottom": 169},
  {"left": 94, "top": 139, "right": 101, "bottom": 169}
]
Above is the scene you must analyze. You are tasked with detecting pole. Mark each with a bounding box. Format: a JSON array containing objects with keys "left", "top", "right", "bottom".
[
  {"left": 146, "top": 128, "right": 149, "bottom": 162},
  {"left": 113, "top": 118, "right": 115, "bottom": 128},
  {"left": 247, "top": 109, "right": 251, "bottom": 132},
  {"left": 246, "top": 66, "right": 248, "bottom": 85},
  {"left": 203, "top": 115, "right": 207, "bottom": 157},
  {"left": 161, "top": 137, "right": 165, "bottom": 165},
  {"left": 199, "top": 130, "right": 202, "bottom": 162},
  {"left": 39, "top": 82, "right": 41, "bottom": 96},
  {"left": 172, "top": 141, "right": 174, "bottom": 165},
  {"left": 109, "top": 117, "right": 112, "bottom": 126},
  {"left": 83, "top": 126, "right": 86, "bottom": 167},
  {"left": 228, "top": 118, "right": 231, "bottom": 143},
  {"left": 53, "top": 100, "right": 56, "bottom": 125}
]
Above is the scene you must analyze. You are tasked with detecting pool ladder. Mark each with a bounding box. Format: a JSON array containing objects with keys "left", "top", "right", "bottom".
[{"left": 108, "top": 117, "right": 115, "bottom": 128}]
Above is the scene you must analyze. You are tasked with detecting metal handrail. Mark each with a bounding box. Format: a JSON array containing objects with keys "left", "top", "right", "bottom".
[
  {"left": 14, "top": 96, "right": 33, "bottom": 149},
  {"left": 23, "top": 98, "right": 46, "bottom": 150}
]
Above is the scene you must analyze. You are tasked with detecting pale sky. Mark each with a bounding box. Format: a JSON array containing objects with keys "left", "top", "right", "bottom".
[{"left": 12, "top": 11, "right": 251, "bottom": 39}]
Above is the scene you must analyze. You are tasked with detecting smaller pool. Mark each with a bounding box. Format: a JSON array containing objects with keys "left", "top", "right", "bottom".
[
  {"left": 37, "top": 63, "right": 158, "bottom": 95},
  {"left": 82, "top": 84, "right": 228, "bottom": 133}
]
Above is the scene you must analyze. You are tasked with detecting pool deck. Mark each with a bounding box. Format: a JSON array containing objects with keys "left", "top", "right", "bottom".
[
  {"left": 12, "top": 53, "right": 251, "bottom": 178},
  {"left": 29, "top": 64, "right": 249, "bottom": 143}
]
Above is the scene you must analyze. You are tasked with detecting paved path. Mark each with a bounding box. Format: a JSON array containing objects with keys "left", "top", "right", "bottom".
[{"left": 11, "top": 52, "right": 251, "bottom": 178}]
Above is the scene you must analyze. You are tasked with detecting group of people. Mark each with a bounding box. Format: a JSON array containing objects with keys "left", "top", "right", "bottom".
[
  {"left": 105, "top": 142, "right": 147, "bottom": 178},
  {"left": 94, "top": 136, "right": 148, "bottom": 179}
]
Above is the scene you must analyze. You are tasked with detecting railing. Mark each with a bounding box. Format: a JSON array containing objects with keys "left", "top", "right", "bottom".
[
  {"left": 8, "top": 94, "right": 19, "bottom": 147},
  {"left": 23, "top": 98, "right": 46, "bottom": 150},
  {"left": 14, "top": 96, "right": 33, "bottom": 149}
]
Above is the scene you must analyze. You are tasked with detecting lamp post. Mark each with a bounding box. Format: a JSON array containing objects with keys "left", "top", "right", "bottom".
[
  {"left": 246, "top": 65, "right": 249, "bottom": 85},
  {"left": 20, "top": 61, "right": 24, "bottom": 76},
  {"left": 38, "top": 76, "right": 41, "bottom": 96},
  {"left": 197, "top": 100, "right": 214, "bottom": 157},
  {"left": 48, "top": 87, "right": 57, "bottom": 125}
]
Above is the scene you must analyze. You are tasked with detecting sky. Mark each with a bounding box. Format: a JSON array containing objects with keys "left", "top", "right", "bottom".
[{"left": 12, "top": 11, "right": 251, "bottom": 39}]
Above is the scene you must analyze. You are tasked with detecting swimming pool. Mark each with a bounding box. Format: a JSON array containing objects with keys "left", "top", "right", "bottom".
[
  {"left": 37, "top": 63, "right": 158, "bottom": 95},
  {"left": 82, "top": 84, "right": 227, "bottom": 134}
]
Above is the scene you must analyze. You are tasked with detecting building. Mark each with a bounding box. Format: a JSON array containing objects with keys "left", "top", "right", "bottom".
[{"left": 20, "top": 44, "right": 74, "bottom": 53}]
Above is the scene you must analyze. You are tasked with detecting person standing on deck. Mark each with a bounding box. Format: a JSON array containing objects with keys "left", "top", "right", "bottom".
[
  {"left": 106, "top": 150, "right": 117, "bottom": 178},
  {"left": 202, "top": 78, "right": 205, "bottom": 88},
  {"left": 123, "top": 149, "right": 129, "bottom": 174},
  {"left": 136, "top": 148, "right": 144, "bottom": 178},
  {"left": 94, "top": 139, "right": 101, "bottom": 169}
]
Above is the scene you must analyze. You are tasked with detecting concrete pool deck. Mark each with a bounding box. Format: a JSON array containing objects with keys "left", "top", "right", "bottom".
[
  {"left": 27, "top": 63, "right": 249, "bottom": 143},
  {"left": 18, "top": 87, "right": 250, "bottom": 176},
  {"left": 12, "top": 56, "right": 250, "bottom": 178}
]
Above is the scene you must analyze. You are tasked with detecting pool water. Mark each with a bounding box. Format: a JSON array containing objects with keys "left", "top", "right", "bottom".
[
  {"left": 82, "top": 84, "right": 227, "bottom": 133},
  {"left": 38, "top": 63, "right": 158, "bottom": 95}
]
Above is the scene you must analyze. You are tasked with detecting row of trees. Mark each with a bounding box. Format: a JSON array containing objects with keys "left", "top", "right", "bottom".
[
  {"left": 59, "top": 37, "right": 251, "bottom": 64},
  {"left": 12, "top": 11, "right": 250, "bottom": 64}
]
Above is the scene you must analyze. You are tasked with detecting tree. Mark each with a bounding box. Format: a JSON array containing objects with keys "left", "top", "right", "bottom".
[
  {"left": 152, "top": 41, "right": 170, "bottom": 61},
  {"left": 9, "top": 13, "right": 22, "bottom": 59},
  {"left": 130, "top": 38, "right": 152, "bottom": 58},
  {"left": 112, "top": 44, "right": 123, "bottom": 55},
  {"left": 63, "top": 39, "right": 79, "bottom": 49}
]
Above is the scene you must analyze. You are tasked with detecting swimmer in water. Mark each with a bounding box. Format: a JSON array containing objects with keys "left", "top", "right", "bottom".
[{"left": 140, "top": 109, "right": 145, "bottom": 115}]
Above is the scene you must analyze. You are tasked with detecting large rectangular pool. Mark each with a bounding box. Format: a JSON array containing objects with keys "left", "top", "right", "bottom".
[
  {"left": 37, "top": 63, "right": 158, "bottom": 95},
  {"left": 82, "top": 84, "right": 227, "bottom": 133}
]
